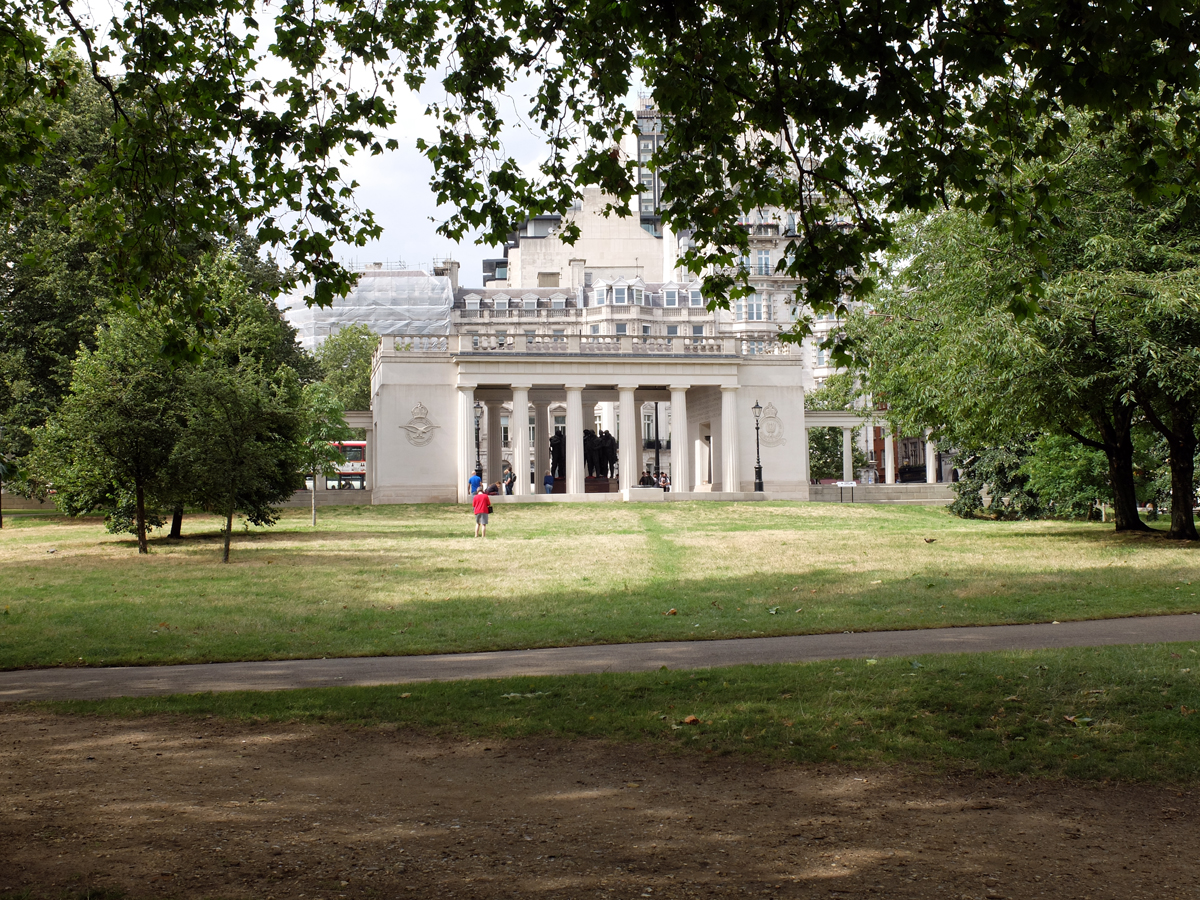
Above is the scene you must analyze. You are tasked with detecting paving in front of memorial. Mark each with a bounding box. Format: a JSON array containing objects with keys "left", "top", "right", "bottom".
[{"left": 3, "top": 613, "right": 1200, "bottom": 702}]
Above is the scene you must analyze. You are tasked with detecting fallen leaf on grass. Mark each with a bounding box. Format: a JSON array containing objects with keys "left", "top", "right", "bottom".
[
  {"left": 665, "top": 608, "right": 677, "bottom": 616},
  {"left": 865, "top": 659, "right": 878, "bottom": 665},
  {"left": 768, "top": 606, "right": 780, "bottom": 615},
  {"left": 1004, "top": 695, "right": 1021, "bottom": 701},
  {"left": 682, "top": 715, "right": 700, "bottom": 725}
]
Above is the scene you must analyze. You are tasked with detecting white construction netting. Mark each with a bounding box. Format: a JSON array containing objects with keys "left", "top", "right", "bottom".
[{"left": 281, "top": 270, "right": 453, "bottom": 349}]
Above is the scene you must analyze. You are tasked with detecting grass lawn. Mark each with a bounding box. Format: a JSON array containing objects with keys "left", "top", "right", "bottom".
[
  {"left": 0, "top": 501, "right": 1197, "bottom": 669},
  {"left": 44, "top": 643, "right": 1200, "bottom": 783}
]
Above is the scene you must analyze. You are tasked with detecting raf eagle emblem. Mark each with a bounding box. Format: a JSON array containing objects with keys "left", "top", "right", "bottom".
[{"left": 401, "top": 401, "right": 440, "bottom": 446}]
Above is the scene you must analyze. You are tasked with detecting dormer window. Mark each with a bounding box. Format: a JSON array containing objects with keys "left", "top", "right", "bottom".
[
  {"left": 664, "top": 289, "right": 677, "bottom": 307},
  {"left": 689, "top": 290, "right": 704, "bottom": 307},
  {"left": 614, "top": 286, "right": 627, "bottom": 305},
  {"left": 465, "top": 296, "right": 480, "bottom": 310},
  {"left": 523, "top": 294, "right": 538, "bottom": 311},
  {"left": 494, "top": 296, "right": 509, "bottom": 310},
  {"left": 551, "top": 294, "right": 566, "bottom": 309},
  {"left": 632, "top": 288, "right": 644, "bottom": 306}
]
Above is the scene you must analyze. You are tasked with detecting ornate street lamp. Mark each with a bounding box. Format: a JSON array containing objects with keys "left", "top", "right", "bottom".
[
  {"left": 474, "top": 400, "right": 483, "bottom": 472},
  {"left": 752, "top": 400, "right": 764, "bottom": 492}
]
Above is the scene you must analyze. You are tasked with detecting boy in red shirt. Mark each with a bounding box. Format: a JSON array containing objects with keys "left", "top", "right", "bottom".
[{"left": 472, "top": 489, "right": 492, "bottom": 537}]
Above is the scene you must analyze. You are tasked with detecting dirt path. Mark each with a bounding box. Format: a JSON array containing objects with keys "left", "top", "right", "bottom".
[{"left": 2, "top": 710, "right": 1196, "bottom": 900}]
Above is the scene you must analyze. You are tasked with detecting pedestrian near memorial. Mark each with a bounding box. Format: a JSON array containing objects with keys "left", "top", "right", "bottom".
[
  {"left": 472, "top": 489, "right": 492, "bottom": 537},
  {"left": 468, "top": 467, "right": 482, "bottom": 495},
  {"left": 543, "top": 470, "right": 554, "bottom": 494}
]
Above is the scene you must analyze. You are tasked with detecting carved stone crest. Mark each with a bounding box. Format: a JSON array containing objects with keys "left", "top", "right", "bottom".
[
  {"left": 400, "top": 401, "right": 440, "bottom": 446},
  {"left": 759, "top": 401, "right": 785, "bottom": 447}
]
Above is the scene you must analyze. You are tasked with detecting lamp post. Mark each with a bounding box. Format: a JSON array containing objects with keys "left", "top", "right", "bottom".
[
  {"left": 752, "top": 400, "right": 764, "bottom": 492},
  {"left": 474, "top": 400, "right": 483, "bottom": 472}
]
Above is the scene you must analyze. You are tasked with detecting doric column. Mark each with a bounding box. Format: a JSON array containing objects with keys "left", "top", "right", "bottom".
[
  {"left": 618, "top": 384, "right": 639, "bottom": 490},
  {"left": 720, "top": 385, "right": 740, "bottom": 492},
  {"left": 534, "top": 400, "right": 550, "bottom": 491},
  {"left": 925, "top": 429, "right": 938, "bottom": 484},
  {"left": 884, "top": 430, "right": 896, "bottom": 484},
  {"left": 565, "top": 384, "right": 586, "bottom": 494},
  {"left": 511, "top": 385, "right": 531, "bottom": 495},
  {"left": 842, "top": 427, "right": 854, "bottom": 483},
  {"left": 486, "top": 400, "right": 503, "bottom": 486},
  {"left": 669, "top": 385, "right": 690, "bottom": 492},
  {"left": 457, "top": 384, "right": 476, "bottom": 502}
]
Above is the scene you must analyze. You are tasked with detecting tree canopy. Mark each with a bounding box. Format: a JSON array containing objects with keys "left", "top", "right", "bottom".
[
  {"left": 853, "top": 121, "right": 1200, "bottom": 535},
  {"left": 5, "top": 2, "right": 1200, "bottom": 343}
]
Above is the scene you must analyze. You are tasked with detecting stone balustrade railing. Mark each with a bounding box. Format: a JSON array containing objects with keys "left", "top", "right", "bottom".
[{"left": 378, "top": 333, "right": 796, "bottom": 357}]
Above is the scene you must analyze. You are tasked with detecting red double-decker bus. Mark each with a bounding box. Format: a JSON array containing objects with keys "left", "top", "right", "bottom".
[{"left": 305, "top": 441, "right": 367, "bottom": 490}]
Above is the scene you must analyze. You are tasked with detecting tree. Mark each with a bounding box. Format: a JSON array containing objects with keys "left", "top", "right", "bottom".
[
  {"left": 176, "top": 362, "right": 304, "bottom": 563},
  {"left": 854, "top": 120, "right": 1200, "bottom": 535},
  {"left": 298, "top": 383, "right": 352, "bottom": 527},
  {"left": 5, "top": 4, "right": 1200, "bottom": 344},
  {"left": 28, "top": 316, "right": 182, "bottom": 552},
  {"left": 316, "top": 324, "right": 379, "bottom": 411},
  {"left": 0, "top": 69, "right": 114, "bottom": 463}
]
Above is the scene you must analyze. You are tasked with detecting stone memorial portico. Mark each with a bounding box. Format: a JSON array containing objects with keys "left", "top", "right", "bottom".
[{"left": 369, "top": 334, "right": 810, "bottom": 503}]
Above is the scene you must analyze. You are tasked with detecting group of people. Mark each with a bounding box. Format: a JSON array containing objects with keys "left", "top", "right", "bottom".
[{"left": 638, "top": 470, "right": 671, "bottom": 490}]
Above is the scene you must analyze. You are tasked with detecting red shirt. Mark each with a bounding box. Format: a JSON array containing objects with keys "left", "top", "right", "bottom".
[{"left": 472, "top": 492, "right": 492, "bottom": 515}]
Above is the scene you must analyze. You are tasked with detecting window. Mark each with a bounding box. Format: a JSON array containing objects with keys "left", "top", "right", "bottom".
[
  {"left": 666, "top": 324, "right": 679, "bottom": 336},
  {"left": 643, "top": 413, "right": 654, "bottom": 444},
  {"left": 501, "top": 416, "right": 510, "bottom": 447},
  {"left": 584, "top": 271, "right": 593, "bottom": 286},
  {"left": 757, "top": 249, "right": 772, "bottom": 276},
  {"left": 642, "top": 324, "right": 651, "bottom": 335},
  {"left": 632, "top": 288, "right": 644, "bottom": 306},
  {"left": 590, "top": 324, "right": 600, "bottom": 334},
  {"left": 816, "top": 348, "right": 827, "bottom": 367},
  {"left": 616, "top": 323, "right": 628, "bottom": 335},
  {"left": 641, "top": 140, "right": 652, "bottom": 150},
  {"left": 689, "top": 290, "right": 704, "bottom": 307},
  {"left": 342, "top": 446, "right": 364, "bottom": 462},
  {"left": 554, "top": 415, "right": 566, "bottom": 435},
  {"left": 529, "top": 415, "right": 536, "bottom": 445},
  {"left": 552, "top": 329, "right": 565, "bottom": 338},
  {"left": 692, "top": 325, "right": 705, "bottom": 336},
  {"left": 739, "top": 293, "right": 768, "bottom": 321},
  {"left": 524, "top": 296, "right": 538, "bottom": 311},
  {"left": 466, "top": 297, "right": 480, "bottom": 310},
  {"left": 739, "top": 253, "right": 751, "bottom": 271},
  {"left": 664, "top": 289, "right": 677, "bottom": 307},
  {"left": 524, "top": 329, "right": 536, "bottom": 338},
  {"left": 494, "top": 296, "right": 508, "bottom": 310},
  {"left": 641, "top": 200, "right": 655, "bottom": 212},
  {"left": 614, "top": 286, "right": 627, "bottom": 305},
  {"left": 551, "top": 295, "right": 566, "bottom": 308},
  {"left": 594, "top": 286, "right": 605, "bottom": 305}
]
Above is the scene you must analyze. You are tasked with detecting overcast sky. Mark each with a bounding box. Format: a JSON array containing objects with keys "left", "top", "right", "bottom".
[{"left": 322, "top": 80, "right": 557, "bottom": 291}]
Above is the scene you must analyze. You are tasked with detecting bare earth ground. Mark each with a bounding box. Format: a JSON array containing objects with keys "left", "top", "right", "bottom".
[{"left": 2, "top": 711, "right": 1197, "bottom": 900}]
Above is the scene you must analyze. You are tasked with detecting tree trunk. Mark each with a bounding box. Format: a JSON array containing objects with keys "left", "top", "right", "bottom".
[
  {"left": 169, "top": 504, "right": 183, "bottom": 539},
  {"left": 311, "top": 468, "right": 317, "bottom": 527},
  {"left": 1168, "top": 434, "right": 1198, "bottom": 540},
  {"left": 135, "top": 481, "right": 149, "bottom": 553},
  {"left": 222, "top": 508, "right": 233, "bottom": 563},
  {"left": 1095, "top": 406, "right": 1148, "bottom": 533}
]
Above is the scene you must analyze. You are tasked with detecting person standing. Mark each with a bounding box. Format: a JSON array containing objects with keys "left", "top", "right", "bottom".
[
  {"left": 543, "top": 470, "right": 554, "bottom": 494},
  {"left": 472, "top": 488, "right": 492, "bottom": 537},
  {"left": 502, "top": 465, "right": 516, "bottom": 495},
  {"left": 468, "top": 467, "right": 482, "bottom": 496}
]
